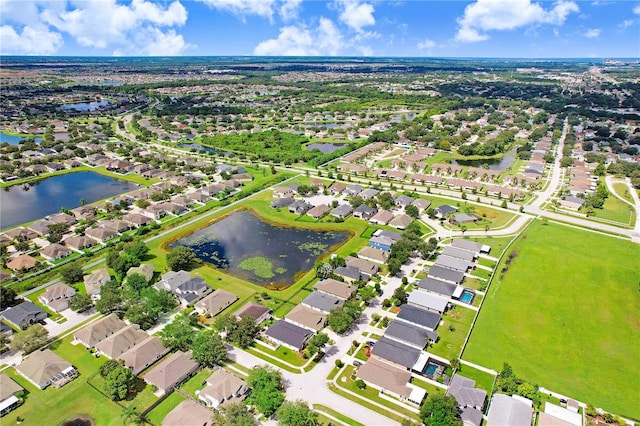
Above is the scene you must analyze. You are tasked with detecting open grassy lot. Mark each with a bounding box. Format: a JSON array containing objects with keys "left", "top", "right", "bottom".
[
  {"left": 611, "top": 182, "right": 634, "bottom": 204},
  {"left": 454, "top": 366, "right": 496, "bottom": 393},
  {"left": 585, "top": 195, "right": 635, "bottom": 227},
  {"left": 429, "top": 305, "right": 476, "bottom": 361},
  {"left": 463, "top": 220, "right": 640, "bottom": 419}
]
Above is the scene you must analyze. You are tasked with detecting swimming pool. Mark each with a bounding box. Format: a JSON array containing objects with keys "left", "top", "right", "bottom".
[
  {"left": 424, "top": 364, "right": 437, "bottom": 376},
  {"left": 460, "top": 290, "right": 475, "bottom": 304}
]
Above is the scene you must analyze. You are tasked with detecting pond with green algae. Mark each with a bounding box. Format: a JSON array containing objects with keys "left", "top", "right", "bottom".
[{"left": 171, "top": 210, "right": 349, "bottom": 286}]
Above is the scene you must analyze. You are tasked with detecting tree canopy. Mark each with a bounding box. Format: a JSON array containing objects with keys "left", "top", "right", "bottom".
[
  {"left": 419, "top": 394, "right": 462, "bottom": 426},
  {"left": 276, "top": 400, "right": 318, "bottom": 426},
  {"left": 166, "top": 246, "right": 201, "bottom": 271},
  {"left": 246, "top": 366, "right": 285, "bottom": 417},
  {"left": 192, "top": 330, "right": 227, "bottom": 367}
]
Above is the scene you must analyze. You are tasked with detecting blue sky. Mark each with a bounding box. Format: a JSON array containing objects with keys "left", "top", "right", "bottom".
[{"left": 1, "top": 0, "right": 639, "bottom": 57}]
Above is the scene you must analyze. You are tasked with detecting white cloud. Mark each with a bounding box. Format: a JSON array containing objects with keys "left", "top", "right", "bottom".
[
  {"left": 417, "top": 38, "right": 437, "bottom": 50},
  {"left": 114, "top": 27, "right": 192, "bottom": 56},
  {"left": 619, "top": 19, "right": 635, "bottom": 28},
  {"left": 196, "top": 0, "right": 277, "bottom": 20},
  {"left": 634, "top": 4, "right": 640, "bottom": 15},
  {"left": 41, "top": 0, "right": 187, "bottom": 48},
  {"left": 279, "top": 0, "right": 303, "bottom": 21},
  {"left": 334, "top": 0, "right": 376, "bottom": 32},
  {"left": 583, "top": 28, "right": 601, "bottom": 38},
  {"left": 0, "top": 24, "right": 63, "bottom": 54},
  {"left": 254, "top": 17, "right": 343, "bottom": 55},
  {"left": 455, "top": 0, "right": 579, "bottom": 42}
]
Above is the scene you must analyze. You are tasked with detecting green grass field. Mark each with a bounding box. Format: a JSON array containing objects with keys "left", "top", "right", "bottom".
[{"left": 463, "top": 220, "right": 640, "bottom": 419}]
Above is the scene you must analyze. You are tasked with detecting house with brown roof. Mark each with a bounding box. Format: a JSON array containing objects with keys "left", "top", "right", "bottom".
[
  {"left": 0, "top": 374, "right": 24, "bottom": 416},
  {"left": 369, "top": 209, "right": 394, "bottom": 225},
  {"left": 16, "top": 349, "right": 77, "bottom": 389},
  {"left": 126, "top": 264, "right": 155, "bottom": 283},
  {"left": 64, "top": 235, "right": 97, "bottom": 251},
  {"left": 122, "top": 213, "right": 154, "bottom": 228},
  {"left": 357, "top": 246, "right": 390, "bottom": 265},
  {"left": 144, "top": 351, "right": 199, "bottom": 395},
  {"left": 74, "top": 313, "right": 126, "bottom": 348},
  {"left": 194, "top": 290, "right": 238, "bottom": 316},
  {"left": 118, "top": 336, "right": 169, "bottom": 375},
  {"left": 196, "top": 368, "right": 250, "bottom": 408},
  {"left": 357, "top": 358, "right": 425, "bottom": 405},
  {"left": 307, "top": 204, "right": 331, "bottom": 220},
  {"left": 41, "top": 243, "right": 72, "bottom": 261},
  {"left": 83, "top": 267, "right": 111, "bottom": 299},
  {"left": 313, "top": 278, "right": 357, "bottom": 300},
  {"left": 95, "top": 324, "right": 147, "bottom": 359},
  {"left": 285, "top": 305, "right": 327, "bottom": 332},
  {"left": 234, "top": 302, "right": 271, "bottom": 325},
  {"left": 345, "top": 256, "right": 379, "bottom": 279},
  {"left": 6, "top": 254, "right": 38, "bottom": 272},
  {"left": 162, "top": 399, "right": 212, "bottom": 426},
  {"left": 85, "top": 227, "right": 118, "bottom": 243},
  {"left": 38, "top": 283, "right": 76, "bottom": 313}
]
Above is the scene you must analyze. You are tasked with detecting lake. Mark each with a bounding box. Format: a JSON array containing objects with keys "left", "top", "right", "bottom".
[
  {"left": 178, "top": 143, "right": 231, "bottom": 155},
  {"left": 0, "top": 132, "right": 42, "bottom": 145},
  {"left": 172, "top": 210, "right": 349, "bottom": 287},
  {"left": 0, "top": 171, "right": 139, "bottom": 230},
  {"left": 61, "top": 101, "right": 110, "bottom": 112},
  {"left": 306, "top": 143, "right": 347, "bottom": 154},
  {"left": 452, "top": 147, "right": 518, "bottom": 171}
]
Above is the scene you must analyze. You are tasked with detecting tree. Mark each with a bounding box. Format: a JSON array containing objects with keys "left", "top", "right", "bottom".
[
  {"left": 123, "top": 240, "right": 149, "bottom": 261},
  {"left": 59, "top": 262, "right": 84, "bottom": 284},
  {"left": 11, "top": 324, "right": 49, "bottom": 353},
  {"left": 306, "top": 332, "right": 330, "bottom": 356},
  {"left": 212, "top": 402, "right": 257, "bottom": 426},
  {"left": 159, "top": 313, "right": 197, "bottom": 351},
  {"left": 125, "top": 302, "right": 157, "bottom": 330},
  {"left": 246, "top": 366, "right": 285, "bottom": 416},
  {"left": 358, "top": 286, "right": 377, "bottom": 304},
  {"left": 100, "top": 359, "right": 122, "bottom": 378},
  {"left": 103, "top": 364, "right": 136, "bottom": 401},
  {"left": 214, "top": 313, "right": 237, "bottom": 335},
  {"left": 121, "top": 405, "right": 144, "bottom": 426},
  {"left": 0, "top": 286, "right": 19, "bottom": 308},
  {"left": 276, "top": 400, "right": 318, "bottom": 426},
  {"left": 327, "top": 301, "right": 362, "bottom": 334},
  {"left": 192, "top": 330, "right": 227, "bottom": 367},
  {"left": 228, "top": 315, "right": 258, "bottom": 348},
  {"left": 405, "top": 204, "right": 419, "bottom": 219},
  {"left": 46, "top": 223, "right": 70, "bottom": 244},
  {"left": 96, "top": 281, "right": 123, "bottom": 314},
  {"left": 125, "top": 273, "right": 150, "bottom": 294},
  {"left": 419, "top": 394, "right": 462, "bottom": 426},
  {"left": 69, "top": 293, "right": 93, "bottom": 312},
  {"left": 393, "top": 287, "right": 408, "bottom": 306},
  {"left": 166, "top": 246, "right": 200, "bottom": 271}
]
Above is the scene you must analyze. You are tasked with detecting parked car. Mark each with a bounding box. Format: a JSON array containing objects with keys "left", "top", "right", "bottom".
[{"left": 352, "top": 360, "right": 362, "bottom": 367}]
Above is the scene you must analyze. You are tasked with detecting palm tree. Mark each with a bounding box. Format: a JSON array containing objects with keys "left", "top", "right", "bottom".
[{"left": 121, "top": 406, "right": 142, "bottom": 426}]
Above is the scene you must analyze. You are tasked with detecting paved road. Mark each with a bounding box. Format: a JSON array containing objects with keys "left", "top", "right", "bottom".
[{"left": 530, "top": 117, "right": 567, "bottom": 210}]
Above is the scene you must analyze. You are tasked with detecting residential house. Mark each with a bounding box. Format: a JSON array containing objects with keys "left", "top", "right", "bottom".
[
  {"left": 394, "top": 195, "right": 415, "bottom": 207},
  {"left": 330, "top": 204, "right": 353, "bottom": 219},
  {"left": 264, "top": 320, "right": 313, "bottom": 351},
  {"left": 306, "top": 204, "right": 330, "bottom": 220},
  {"left": 74, "top": 313, "right": 126, "bottom": 348},
  {"left": 285, "top": 305, "right": 327, "bottom": 332},
  {"left": 411, "top": 198, "right": 432, "bottom": 211},
  {"left": 408, "top": 290, "right": 449, "bottom": 314},
  {"left": 119, "top": 336, "right": 169, "bottom": 375},
  {"left": 144, "top": 351, "right": 200, "bottom": 395},
  {"left": 1, "top": 301, "right": 47, "bottom": 329},
  {"left": 271, "top": 198, "right": 295, "bottom": 208},
  {"left": 28, "top": 220, "right": 52, "bottom": 236},
  {"left": 558, "top": 196, "right": 585, "bottom": 211},
  {"left": 385, "top": 319, "right": 436, "bottom": 349},
  {"left": 333, "top": 266, "right": 362, "bottom": 283},
  {"left": 38, "top": 283, "right": 76, "bottom": 313},
  {"left": 486, "top": 394, "right": 534, "bottom": 426},
  {"left": 441, "top": 246, "right": 477, "bottom": 262},
  {"left": 302, "top": 292, "right": 344, "bottom": 314},
  {"left": 234, "top": 302, "right": 271, "bottom": 325},
  {"left": 359, "top": 188, "right": 379, "bottom": 199},
  {"left": 288, "top": 200, "right": 312, "bottom": 215},
  {"left": 156, "top": 271, "right": 212, "bottom": 305},
  {"left": 196, "top": 368, "right": 250, "bottom": 408},
  {"left": 85, "top": 227, "right": 118, "bottom": 244},
  {"left": 84, "top": 267, "right": 111, "bottom": 300},
  {"left": 389, "top": 214, "right": 413, "bottom": 230},
  {"left": 357, "top": 358, "right": 425, "bottom": 405},
  {"left": 63, "top": 235, "right": 97, "bottom": 251},
  {"left": 273, "top": 187, "right": 294, "bottom": 199},
  {"left": 313, "top": 278, "right": 356, "bottom": 300},
  {"left": 345, "top": 256, "right": 379, "bottom": 279},
  {"left": 396, "top": 305, "right": 441, "bottom": 332},
  {"left": 122, "top": 213, "right": 154, "bottom": 228},
  {"left": 100, "top": 219, "right": 131, "bottom": 233},
  {"left": 329, "top": 182, "right": 347, "bottom": 195},
  {"left": 162, "top": 399, "right": 212, "bottom": 426},
  {"left": 451, "top": 213, "right": 479, "bottom": 225},
  {"left": 416, "top": 277, "right": 460, "bottom": 298},
  {"left": 0, "top": 374, "right": 24, "bottom": 416},
  {"left": 447, "top": 375, "right": 487, "bottom": 411},
  {"left": 357, "top": 246, "right": 389, "bottom": 265},
  {"left": 343, "top": 184, "right": 363, "bottom": 196},
  {"left": 353, "top": 204, "right": 377, "bottom": 220},
  {"left": 428, "top": 265, "right": 465, "bottom": 285},
  {"left": 16, "top": 349, "right": 77, "bottom": 389},
  {"left": 6, "top": 254, "right": 38, "bottom": 272},
  {"left": 49, "top": 213, "right": 76, "bottom": 226},
  {"left": 434, "top": 205, "right": 458, "bottom": 219},
  {"left": 126, "top": 264, "right": 155, "bottom": 283},
  {"left": 194, "top": 290, "right": 238, "bottom": 316},
  {"left": 94, "top": 324, "right": 147, "bottom": 359},
  {"left": 370, "top": 336, "right": 422, "bottom": 370},
  {"left": 41, "top": 243, "right": 72, "bottom": 261},
  {"left": 434, "top": 255, "right": 474, "bottom": 273},
  {"left": 451, "top": 239, "right": 490, "bottom": 254}
]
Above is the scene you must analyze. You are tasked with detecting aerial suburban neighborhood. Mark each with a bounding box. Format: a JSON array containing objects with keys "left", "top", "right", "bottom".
[{"left": 0, "top": 52, "right": 638, "bottom": 426}]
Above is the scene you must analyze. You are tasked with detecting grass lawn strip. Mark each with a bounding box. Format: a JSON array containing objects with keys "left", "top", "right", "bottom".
[
  {"left": 463, "top": 220, "right": 640, "bottom": 419},
  {"left": 145, "top": 392, "right": 186, "bottom": 425},
  {"left": 428, "top": 305, "right": 476, "bottom": 361},
  {"left": 312, "top": 404, "right": 365, "bottom": 426},
  {"left": 454, "top": 365, "right": 497, "bottom": 393}
]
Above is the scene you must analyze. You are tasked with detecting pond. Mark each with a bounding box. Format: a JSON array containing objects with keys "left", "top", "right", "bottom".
[
  {"left": 452, "top": 147, "right": 518, "bottom": 171},
  {"left": 178, "top": 143, "right": 231, "bottom": 156},
  {"left": 306, "top": 143, "right": 347, "bottom": 154},
  {"left": 0, "top": 132, "right": 42, "bottom": 145},
  {"left": 61, "top": 100, "right": 110, "bottom": 112},
  {"left": 171, "top": 210, "right": 349, "bottom": 287},
  {"left": 0, "top": 171, "right": 139, "bottom": 230}
]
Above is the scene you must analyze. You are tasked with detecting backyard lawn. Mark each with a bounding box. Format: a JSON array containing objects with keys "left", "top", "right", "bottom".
[
  {"left": 463, "top": 220, "right": 640, "bottom": 419},
  {"left": 429, "top": 305, "right": 475, "bottom": 361}
]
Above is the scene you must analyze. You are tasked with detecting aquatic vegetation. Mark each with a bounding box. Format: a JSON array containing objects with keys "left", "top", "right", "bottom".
[{"left": 239, "top": 256, "right": 275, "bottom": 279}]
